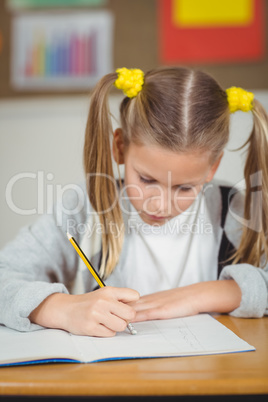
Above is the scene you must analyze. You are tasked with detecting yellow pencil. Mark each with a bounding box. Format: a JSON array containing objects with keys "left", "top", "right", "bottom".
[{"left": 66, "top": 232, "right": 137, "bottom": 335}]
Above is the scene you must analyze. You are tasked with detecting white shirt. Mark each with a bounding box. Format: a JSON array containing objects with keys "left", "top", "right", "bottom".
[{"left": 105, "top": 186, "right": 223, "bottom": 295}]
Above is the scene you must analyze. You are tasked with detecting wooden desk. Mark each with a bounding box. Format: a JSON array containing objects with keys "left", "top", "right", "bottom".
[{"left": 0, "top": 315, "right": 267, "bottom": 399}]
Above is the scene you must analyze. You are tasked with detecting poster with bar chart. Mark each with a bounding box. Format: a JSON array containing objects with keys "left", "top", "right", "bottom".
[{"left": 11, "top": 12, "right": 113, "bottom": 90}]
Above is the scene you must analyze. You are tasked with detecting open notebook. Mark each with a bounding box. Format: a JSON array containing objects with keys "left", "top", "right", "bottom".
[{"left": 0, "top": 314, "right": 255, "bottom": 366}]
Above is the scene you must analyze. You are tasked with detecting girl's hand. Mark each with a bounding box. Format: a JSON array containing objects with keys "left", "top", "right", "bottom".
[
  {"left": 29, "top": 287, "right": 140, "bottom": 337},
  {"left": 130, "top": 280, "right": 242, "bottom": 322},
  {"left": 130, "top": 286, "right": 199, "bottom": 322}
]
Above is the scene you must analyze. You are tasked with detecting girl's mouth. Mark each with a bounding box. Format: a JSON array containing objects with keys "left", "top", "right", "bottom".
[{"left": 144, "top": 212, "right": 170, "bottom": 221}]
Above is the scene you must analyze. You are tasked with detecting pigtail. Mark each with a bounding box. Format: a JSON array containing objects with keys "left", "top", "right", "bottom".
[
  {"left": 83, "top": 73, "right": 124, "bottom": 278},
  {"left": 233, "top": 99, "right": 268, "bottom": 267}
]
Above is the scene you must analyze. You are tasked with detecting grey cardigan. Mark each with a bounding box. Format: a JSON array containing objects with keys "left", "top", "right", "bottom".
[{"left": 0, "top": 181, "right": 267, "bottom": 332}]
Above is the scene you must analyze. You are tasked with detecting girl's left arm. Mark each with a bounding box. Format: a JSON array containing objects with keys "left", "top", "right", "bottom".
[
  {"left": 217, "top": 187, "right": 268, "bottom": 318},
  {"left": 218, "top": 263, "right": 268, "bottom": 317},
  {"left": 131, "top": 262, "right": 268, "bottom": 321},
  {"left": 132, "top": 188, "right": 268, "bottom": 321},
  {"left": 130, "top": 279, "right": 242, "bottom": 322}
]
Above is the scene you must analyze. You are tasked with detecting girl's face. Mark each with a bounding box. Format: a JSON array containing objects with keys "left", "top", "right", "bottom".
[{"left": 113, "top": 130, "right": 222, "bottom": 226}]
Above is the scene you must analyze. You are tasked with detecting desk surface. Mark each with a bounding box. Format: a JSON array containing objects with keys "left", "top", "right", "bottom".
[{"left": 0, "top": 315, "right": 267, "bottom": 397}]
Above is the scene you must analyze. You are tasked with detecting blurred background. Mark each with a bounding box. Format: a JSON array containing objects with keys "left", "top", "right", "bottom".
[{"left": 0, "top": 0, "right": 268, "bottom": 248}]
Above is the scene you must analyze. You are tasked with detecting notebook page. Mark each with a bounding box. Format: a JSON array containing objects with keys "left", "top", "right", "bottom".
[
  {"left": 70, "top": 314, "right": 255, "bottom": 362},
  {"left": 0, "top": 325, "right": 80, "bottom": 364}
]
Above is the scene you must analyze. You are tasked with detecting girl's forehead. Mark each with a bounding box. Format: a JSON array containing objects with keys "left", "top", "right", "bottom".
[{"left": 127, "top": 143, "right": 212, "bottom": 184}]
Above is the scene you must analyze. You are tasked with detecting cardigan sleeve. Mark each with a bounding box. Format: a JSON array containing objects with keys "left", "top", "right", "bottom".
[
  {"left": 220, "top": 263, "right": 268, "bottom": 317},
  {"left": 219, "top": 188, "right": 268, "bottom": 317},
  {"left": 0, "top": 182, "right": 88, "bottom": 331}
]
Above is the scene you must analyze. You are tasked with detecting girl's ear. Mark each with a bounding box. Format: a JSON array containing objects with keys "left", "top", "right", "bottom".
[
  {"left": 112, "top": 128, "right": 125, "bottom": 164},
  {"left": 206, "top": 152, "right": 223, "bottom": 182}
]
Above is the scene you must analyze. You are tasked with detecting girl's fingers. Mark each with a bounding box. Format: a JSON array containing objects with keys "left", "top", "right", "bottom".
[
  {"left": 67, "top": 287, "right": 139, "bottom": 336},
  {"left": 130, "top": 294, "right": 160, "bottom": 312},
  {"left": 96, "top": 287, "right": 138, "bottom": 322},
  {"left": 87, "top": 288, "right": 137, "bottom": 333},
  {"left": 131, "top": 300, "right": 157, "bottom": 312},
  {"left": 92, "top": 324, "right": 116, "bottom": 338},
  {"left": 100, "top": 311, "right": 129, "bottom": 333},
  {"left": 110, "top": 287, "right": 140, "bottom": 304},
  {"left": 111, "top": 300, "right": 137, "bottom": 322},
  {"left": 132, "top": 308, "right": 161, "bottom": 322}
]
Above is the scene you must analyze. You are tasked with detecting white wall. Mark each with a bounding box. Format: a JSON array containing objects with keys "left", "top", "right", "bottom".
[{"left": 1, "top": 91, "right": 268, "bottom": 249}]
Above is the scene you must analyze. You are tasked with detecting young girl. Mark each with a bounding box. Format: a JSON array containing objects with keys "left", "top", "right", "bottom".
[{"left": 0, "top": 67, "right": 268, "bottom": 337}]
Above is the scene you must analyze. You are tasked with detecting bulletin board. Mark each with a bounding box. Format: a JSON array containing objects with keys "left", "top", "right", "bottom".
[{"left": 0, "top": 0, "right": 267, "bottom": 99}]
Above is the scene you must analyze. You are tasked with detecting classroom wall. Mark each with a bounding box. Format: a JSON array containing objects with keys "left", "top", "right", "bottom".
[
  {"left": 1, "top": 91, "right": 268, "bottom": 249},
  {"left": 0, "top": 94, "right": 124, "bottom": 249},
  {"left": 1, "top": 1, "right": 268, "bottom": 249},
  {"left": 1, "top": 0, "right": 268, "bottom": 99}
]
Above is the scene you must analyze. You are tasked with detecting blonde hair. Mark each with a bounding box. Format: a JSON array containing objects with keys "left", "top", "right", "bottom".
[
  {"left": 83, "top": 67, "right": 268, "bottom": 278},
  {"left": 232, "top": 99, "right": 268, "bottom": 267}
]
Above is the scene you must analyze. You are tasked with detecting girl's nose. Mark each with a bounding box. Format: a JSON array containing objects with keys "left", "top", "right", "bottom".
[{"left": 144, "top": 189, "right": 171, "bottom": 216}]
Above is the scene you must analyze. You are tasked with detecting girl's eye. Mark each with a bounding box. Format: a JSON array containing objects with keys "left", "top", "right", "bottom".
[
  {"left": 178, "top": 186, "right": 193, "bottom": 192},
  {"left": 139, "top": 176, "right": 155, "bottom": 184}
]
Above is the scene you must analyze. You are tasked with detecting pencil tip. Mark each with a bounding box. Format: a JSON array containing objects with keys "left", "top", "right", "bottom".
[
  {"left": 66, "top": 232, "right": 72, "bottom": 240},
  {"left": 127, "top": 323, "right": 137, "bottom": 335}
]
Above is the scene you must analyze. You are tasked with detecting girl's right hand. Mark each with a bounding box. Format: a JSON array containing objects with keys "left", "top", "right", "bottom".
[{"left": 29, "top": 287, "right": 140, "bottom": 337}]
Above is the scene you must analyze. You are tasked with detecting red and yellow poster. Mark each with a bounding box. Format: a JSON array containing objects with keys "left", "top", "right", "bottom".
[{"left": 158, "top": 0, "right": 265, "bottom": 64}]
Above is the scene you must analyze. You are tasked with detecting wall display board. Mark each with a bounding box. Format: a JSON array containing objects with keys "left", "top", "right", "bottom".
[
  {"left": 11, "top": 12, "right": 113, "bottom": 90},
  {"left": 7, "top": 0, "right": 106, "bottom": 9},
  {"left": 159, "top": 0, "right": 265, "bottom": 64},
  {"left": 0, "top": 0, "right": 267, "bottom": 98}
]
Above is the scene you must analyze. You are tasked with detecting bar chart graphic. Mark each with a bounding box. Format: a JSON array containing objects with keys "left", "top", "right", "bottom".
[
  {"left": 12, "top": 12, "right": 113, "bottom": 90},
  {"left": 24, "top": 32, "right": 97, "bottom": 78}
]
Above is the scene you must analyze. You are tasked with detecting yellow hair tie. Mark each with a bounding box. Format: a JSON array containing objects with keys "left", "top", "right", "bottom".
[
  {"left": 114, "top": 67, "right": 144, "bottom": 98},
  {"left": 226, "top": 87, "right": 254, "bottom": 113}
]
